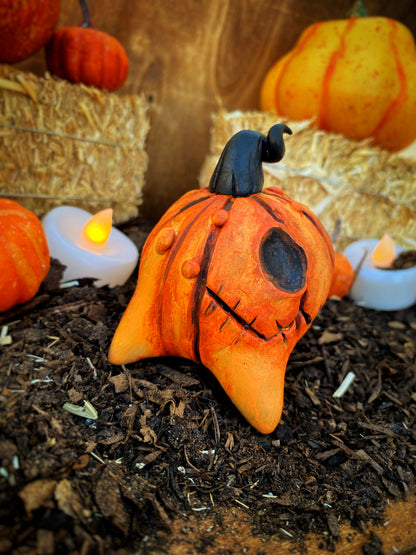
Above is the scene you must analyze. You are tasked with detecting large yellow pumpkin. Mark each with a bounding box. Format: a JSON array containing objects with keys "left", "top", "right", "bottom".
[
  {"left": 260, "top": 17, "right": 416, "bottom": 151},
  {"left": 0, "top": 199, "right": 50, "bottom": 312},
  {"left": 109, "top": 125, "right": 334, "bottom": 434}
]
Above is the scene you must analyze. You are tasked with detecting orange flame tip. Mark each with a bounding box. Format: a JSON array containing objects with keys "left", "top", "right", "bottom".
[{"left": 372, "top": 233, "right": 395, "bottom": 268}]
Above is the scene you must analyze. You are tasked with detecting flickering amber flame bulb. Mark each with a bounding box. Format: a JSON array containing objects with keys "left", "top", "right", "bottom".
[
  {"left": 371, "top": 233, "right": 396, "bottom": 268},
  {"left": 82, "top": 208, "right": 113, "bottom": 246}
]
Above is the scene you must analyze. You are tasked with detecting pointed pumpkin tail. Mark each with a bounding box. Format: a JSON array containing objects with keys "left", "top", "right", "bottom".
[{"left": 108, "top": 289, "right": 163, "bottom": 365}]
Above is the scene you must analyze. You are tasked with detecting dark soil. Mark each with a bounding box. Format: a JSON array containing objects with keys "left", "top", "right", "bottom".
[{"left": 0, "top": 219, "right": 415, "bottom": 554}]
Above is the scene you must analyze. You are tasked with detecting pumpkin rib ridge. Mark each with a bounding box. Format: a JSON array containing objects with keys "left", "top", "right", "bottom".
[
  {"left": 193, "top": 229, "right": 228, "bottom": 357},
  {"left": 193, "top": 197, "right": 235, "bottom": 361},
  {"left": 2, "top": 211, "right": 48, "bottom": 284},
  {"left": 112, "top": 40, "right": 121, "bottom": 90},
  {"left": 169, "top": 194, "right": 213, "bottom": 222},
  {"left": 319, "top": 18, "right": 356, "bottom": 131},
  {"left": 301, "top": 209, "right": 335, "bottom": 265},
  {"left": 74, "top": 31, "right": 86, "bottom": 84},
  {"left": 273, "top": 23, "right": 321, "bottom": 115},
  {"left": 12, "top": 218, "right": 45, "bottom": 278},
  {"left": 80, "top": 30, "right": 95, "bottom": 87},
  {"left": 157, "top": 197, "right": 220, "bottom": 357},
  {"left": 253, "top": 194, "right": 285, "bottom": 224},
  {"left": 3, "top": 240, "right": 37, "bottom": 304},
  {"left": 370, "top": 19, "right": 408, "bottom": 145},
  {"left": 149, "top": 190, "right": 213, "bottom": 244},
  {"left": 18, "top": 222, "right": 49, "bottom": 282},
  {"left": 262, "top": 189, "right": 291, "bottom": 203},
  {"left": 0, "top": 242, "right": 20, "bottom": 311}
]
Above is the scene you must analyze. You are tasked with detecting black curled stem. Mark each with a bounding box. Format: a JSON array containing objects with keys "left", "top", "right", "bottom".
[{"left": 209, "top": 124, "right": 292, "bottom": 197}]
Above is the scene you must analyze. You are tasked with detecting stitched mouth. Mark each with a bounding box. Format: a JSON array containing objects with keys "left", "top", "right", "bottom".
[{"left": 206, "top": 287, "right": 311, "bottom": 342}]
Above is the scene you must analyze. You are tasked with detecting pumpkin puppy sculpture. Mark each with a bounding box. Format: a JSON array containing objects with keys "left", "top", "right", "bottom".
[{"left": 109, "top": 124, "right": 334, "bottom": 433}]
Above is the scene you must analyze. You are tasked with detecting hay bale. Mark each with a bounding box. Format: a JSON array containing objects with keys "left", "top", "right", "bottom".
[
  {"left": 0, "top": 64, "right": 149, "bottom": 223},
  {"left": 200, "top": 110, "right": 416, "bottom": 251}
]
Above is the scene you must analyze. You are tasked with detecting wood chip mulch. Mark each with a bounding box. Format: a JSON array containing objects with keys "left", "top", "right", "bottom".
[{"left": 0, "top": 220, "right": 415, "bottom": 554}]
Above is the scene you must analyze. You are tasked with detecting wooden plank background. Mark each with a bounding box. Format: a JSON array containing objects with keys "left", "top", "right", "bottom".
[{"left": 17, "top": 0, "right": 416, "bottom": 220}]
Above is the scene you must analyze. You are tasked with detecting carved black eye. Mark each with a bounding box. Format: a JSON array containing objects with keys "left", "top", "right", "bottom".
[{"left": 260, "top": 228, "right": 307, "bottom": 293}]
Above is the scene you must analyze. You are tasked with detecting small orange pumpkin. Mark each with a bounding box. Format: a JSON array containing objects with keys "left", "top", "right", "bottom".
[
  {"left": 45, "top": 0, "right": 128, "bottom": 92},
  {"left": 328, "top": 251, "right": 355, "bottom": 299},
  {"left": 109, "top": 125, "right": 334, "bottom": 434},
  {"left": 0, "top": 199, "right": 50, "bottom": 313},
  {"left": 260, "top": 16, "right": 416, "bottom": 151},
  {"left": 0, "top": 0, "right": 60, "bottom": 64}
]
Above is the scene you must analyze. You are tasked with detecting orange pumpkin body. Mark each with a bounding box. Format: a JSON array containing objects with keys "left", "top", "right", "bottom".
[
  {"left": 0, "top": 199, "right": 50, "bottom": 312},
  {"left": 260, "top": 17, "right": 416, "bottom": 151},
  {"left": 46, "top": 26, "right": 129, "bottom": 91},
  {"left": 109, "top": 125, "right": 334, "bottom": 434},
  {"left": 0, "top": 0, "right": 60, "bottom": 63}
]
